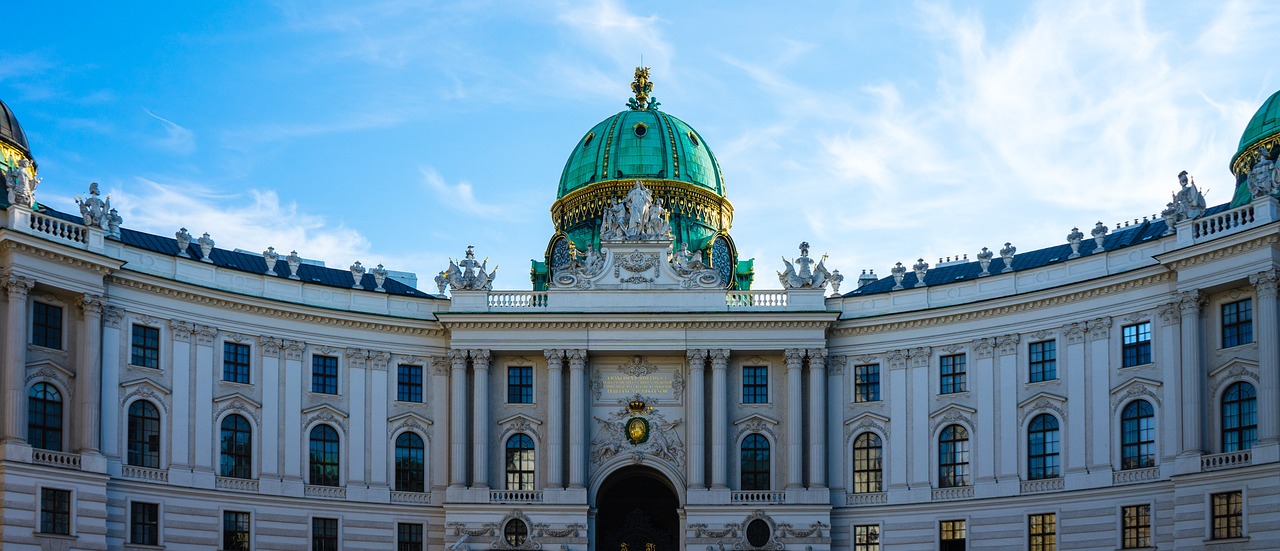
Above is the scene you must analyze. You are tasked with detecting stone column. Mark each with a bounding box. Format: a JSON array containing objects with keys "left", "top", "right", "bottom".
[
  {"left": 1086, "top": 319, "right": 1112, "bottom": 471},
  {"left": 1178, "top": 291, "right": 1204, "bottom": 455},
  {"left": 346, "top": 349, "right": 368, "bottom": 485},
  {"left": 99, "top": 307, "right": 123, "bottom": 459},
  {"left": 75, "top": 295, "right": 105, "bottom": 454},
  {"left": 785, "top": 348, "right": 804, "bottom": 489},
  {"left": 887, "top": 351, "right": 909, "bottom": 490},
  {"left": 545, "top": 350, "right": 565, "bottom": 489},
  {"left": 826, "top": 356, "right": 846, "bottom": 492},
  {"left": 2, "top": 275, "right": 33, "bottom": 443},
  {"left": 686, "top": 349, "right": 707, "bottom": 489},
  {"left": 169, "top": 322, "right": 194, "bottom": 470},
  {"left": 369, "top": 352, "right": 390, "bottom": 487},
  {"left": 282, "top": 340, "right": 305, "bottom": 480},
  {"left": 471, "top": 349, "right": 491, "bottom": 488},
  {"left": 807, "top": 348, "right": 827, "bottom": 488},
  {"left": 1251, "top": 270, "right": 1280, "bottom": 445},
  {"left": 1062, "top": 324, "right": 1088, "bottom": 475},
  {"left": 449, "top": 349, "right": 468, "bottom": 488},
  {"left": 430, "top": 358, "right": 450, "bottom": 491},
  {"left": 192, "top": 325, "right": 216, "bottom": 471},
  {"left": 996, "top": 334, "right": 1021, "bottom": 482},
  {"left": 259, "top": 337, "right": 283, "bottom": 477},
  {"left": 711, "top": 351, "right": 732, "bottom": 489},
  {"left": 568, "top": 349, "right": 587, "bottom": 488}
]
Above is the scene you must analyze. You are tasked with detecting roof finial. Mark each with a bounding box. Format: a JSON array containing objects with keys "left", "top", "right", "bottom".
[{"left": 627, "top": 66, "right": 657, "bottom": 111}]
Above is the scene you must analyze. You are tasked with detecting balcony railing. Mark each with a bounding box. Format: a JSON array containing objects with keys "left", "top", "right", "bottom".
[
  {"left": 487, "top": 292, "right": 548, "bottom": 308},
  {"left": 489, "top": 490, "right": 543, "bottom": 503},
  {"left": 390, "top": 491, "right": 432, "bottom": 504},
  {"left": 31, "top": 449, "right": 81, "bottom": 470},
  {"left": 122, "top": 465, "right": 168, "bottom": 482},
  {"left": 726, "top": 291, "right": 788, "bottom": 308},
  {"left": 1020, "top": 477, "right": 1064, "bottom": 494},
  {"left": 27, "top": 210, "right": 89, "bottom": 245},
  {"left": 845, "top": 492, "right": 887, "bottom": 506},
  {"left": 1201, "top": 450, "right": 1252, "bottom": 472},
  {"left": 215, "top": 477, "right": 260, "bottom": 493},
  {"left": 730, "top": 491, "right": 786, "bottom": 504},
  {"left": 304, "top": 485, "right": 347, "bottom": 499},
  {"left": 1193, "top": 203, "right": 1255, "bottom": 240},
  {"left": 931, "top": 486, "right": 973, "bottom": 501},
  {"left": 1112, "top": 466, "right": 1160, "bottom": 485}
]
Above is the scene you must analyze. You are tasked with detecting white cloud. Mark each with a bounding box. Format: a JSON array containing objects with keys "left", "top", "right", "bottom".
[
  {"left": 556, "top": 0, "right": 672, "bottom": 76},
  {"left": 143, "top": 109, "right": 196, "bottom": 155},
  {"left": 419, "top": 167, "right": 522, "bottom": 220}
]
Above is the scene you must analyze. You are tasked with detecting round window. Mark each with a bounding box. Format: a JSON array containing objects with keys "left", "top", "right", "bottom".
[
  {"left": 504, "top": 519, "right": 528, "bottom": 546},
  {"left": 633, "top": 122, "right": 648, "bottom": 137},
  {"left": 746, "top": 518, "right": 770, "bottom": 547},
  {"left": 688, "top": 131, "right": 700, "bottom": 146},
  {"left": 582, "top": 132, "right": 595, "bottom": 149}
]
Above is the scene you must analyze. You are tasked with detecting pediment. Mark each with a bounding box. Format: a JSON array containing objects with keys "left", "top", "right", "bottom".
[
  {"left": 25, "top": 359, "right": 75, "bottom": 381},
  {"left": 845, "top": 411, "right": 890, "bottom": 427},
  {"left": 733, "top": 413, "right": 780, "bottom": 427},
  {"left": 929, "top": 403, "right": 978, "bottom": 418},
  {"left": 1209, "top": 357, "right": 1258, "bottom": 379},
  {"left": 1112, "top": 376, "right": 1162, "bottom": 394},
  {"left": 1017, "top": 391, "right": 1067, "bottom": 410},
  {"left": 213, "top": 392, "right": 262, "bottom": 410},
  {"left": 121, "top": 377, "right": 171, "bottom": 395},
  {"left": 388, "top": 411, "right": 433, "bottom": 426},
  {"left": 497, "top": 412, "right": 543, "bottom": 427},
  {"left": 301, "top": 403, "right": 347, "bottom": 418}
]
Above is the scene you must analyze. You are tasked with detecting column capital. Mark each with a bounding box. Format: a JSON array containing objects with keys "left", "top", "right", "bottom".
[
  {"left": 76, "top": 293, "right": 105, "bottom": 317},
  {"left": 284, "top": 339, "right": 306, "bottom": 360},
  {"left": 568, "top": 349, "right": 587, "bottom": 367},
  {"left": 259, "top": 336, "right": 283, "bottom": 357},
  {"left": 448, "top": 348, "right": 468, "bottom": 362},
  {"left": 1251, "top": 269, "right": 1280, "bottom": 299},
  {"left": 1085, "top": 318, "right": 1111, "bottom": 341},
  {"left": 1177, "top": 290, "right": 1204, "bottom": 315},
  {"left": 470, "top": 349, "right": 491, "bottom": 363},
  {"left": 807, "top": 348, "right": 827, "bottom": 363},
  {"left": 544, "top": 349, "right": 565, "bottom": 364},
  {"left": 103, "top": 305, "right": 124, "bottom": 328},
  {"left": 972, "top": 338, "right": 995, "bottom": 359},
  {"left": 686, "top": 349, "right": 707, "bottom": 364},
  {"left": 194, "top": 324, "right": 217, "bottom": 346},
  {"left": 784, "top": 348, "right": 804, "bottom": 367},
  {"left": 431, "top": 356, "right": 450, "bottom": 376},
  {"left": 1157, "top": 301, "right": 1181, "bottom": 326},
  {"left": 710, "top": 349, "right": 730, "bottom": 365},
  {"left": 3, "top": 273, "right": 34, "bottom": 300}
]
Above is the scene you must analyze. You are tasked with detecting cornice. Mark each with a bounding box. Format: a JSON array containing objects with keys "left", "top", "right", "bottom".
[
  {"left": 442, "top": 319, "right": 834, "bottom": 331},
  {"left": 830, "top": 271, "right": 1175, "bottom": 337},
  {"left": 0, "top": 233, "right": 123, "bottom": 275},
  {"left": 1155, "top": 231, "right": 1279, "bottom": 270},
  {"left": 107, "top": 274, "right": 447, "bottom": 337}
]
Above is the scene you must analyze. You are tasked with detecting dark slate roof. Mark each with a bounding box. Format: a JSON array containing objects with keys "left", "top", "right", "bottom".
[
  {"left": 841, "top": 203, "right": 1232, "bottom": 298},
  {"left": 38, "top": 205, "right": 440, "bottom": 299},
  {"left": 0, "top": 99, "right": 31, "bottom": 156}
]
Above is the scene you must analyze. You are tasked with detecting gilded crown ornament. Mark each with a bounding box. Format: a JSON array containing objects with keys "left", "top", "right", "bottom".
[{"left": 627, "top": 66, "right": 659, "bottom": 111}]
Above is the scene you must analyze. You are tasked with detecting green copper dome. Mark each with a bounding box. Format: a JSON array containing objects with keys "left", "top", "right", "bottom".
[
  {"left": 1236, "top": 90, "right": 1280, "bottom": 156},
  {"left": 557, "top": 108, "right": 724, "bottom": 199},
  {"left": 1230, "top": 89, "right": 1280, "bottom": 207}
]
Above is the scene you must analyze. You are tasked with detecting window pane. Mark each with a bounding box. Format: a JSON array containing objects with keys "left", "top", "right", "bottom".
[
  {"left": 397, "top": 365, "right": 423, "bottom": 403},
  {"left": 743, "top": 366, "right": 768, "bottom": 404}
]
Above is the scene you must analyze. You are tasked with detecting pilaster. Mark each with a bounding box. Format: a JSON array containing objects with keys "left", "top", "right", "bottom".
[
  {"left": 1086, "top": 318, "right": 1112, "bottom": 472},
  {"left": 545, "top": 349, "right": 565, "bottom": 489},
  {"left": 75, "top": 294, "right": 105, "bottom": 458},
  {"left": 806, "top": 348, "right": 827, "bottom": 489},
  {"left": 1177, "top": 291, "right": 1205, "bottom": 457},
  {"left": 192, "top": 324, "right": 217, "bottom": 475},
  {"left": 710, "top": 348, "right": 730, "bottom": 489},
  {"left": 100, "top": 306, "right": 123, "bottom": 460},
  {"left": 1250, "top": 270, "right": 1280, "bottom": 454},
  {"left": 2, "top": 275, "right": 33, "bottom": 444},
  {"left": 471, "top": 348, "right": 491, "bottom": 489},
  {"left": 784, "top": 348, "right": 804, "bottom": 489},
  {"left": 568, "top": 349, "right": 587, "bottom": 488},
  {"left": 259, "top": 336, "right": 283, "bottom": 478},
  {"left": 686, "top": 349, "right": 707, "bottom": 489},
  {"left": 449, "top": 349, "right": 469, "bottom": 489}
]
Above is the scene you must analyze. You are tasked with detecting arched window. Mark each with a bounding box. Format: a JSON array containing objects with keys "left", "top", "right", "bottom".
[
  {"left": 740, "top": 434, "right": 770, "bottom": 491},
  {"left": 505, "top": 434, "right": 535, "bottom": 491},
  {"left": 27, "top": 383, "right": 63, "bottom": 451},
  {"left": 309, "top": 425, "right": 341, "bottom": 486},
  {"left": 219, "top": 414, "right": 252, "bottom": 479},
  {"left": 938, "top": 424, "right": 970, "bottom": 488},
  {"left": 127, "top": 400, "right": 161, "bottom": 468},
  {"left": 1222, "top": 382, "right": 1257, "bottom": 452},
  {"left": 852, "top": 432, "right": 883, "bottom": 493},
  {"left": 1121, "top": 400, "right": 1155, "bottom": 469},
  {"left": 394, "top": 432, "right": 425, "bottom": 492},
  {"left": 1027, "top": 414, "right": 1060, "bottom": 480}
]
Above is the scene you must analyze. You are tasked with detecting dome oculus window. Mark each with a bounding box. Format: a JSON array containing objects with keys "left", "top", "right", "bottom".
[
  {"left": 633, "top": 122, "right": 648, "bottom": 138},
  {"left": 582, "top": 132, "right": 595, "bottom": 149},
  {"left": 687, "top": 131, "right": 700, "bottom": 147}
]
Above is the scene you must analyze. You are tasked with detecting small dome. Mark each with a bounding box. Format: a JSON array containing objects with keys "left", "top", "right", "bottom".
[
  {"left": 1229, "top": 90, "right": 1280, "bottom": 208},
  {"left": 0, "top": 99, "right": 31, "bottom": 157}
]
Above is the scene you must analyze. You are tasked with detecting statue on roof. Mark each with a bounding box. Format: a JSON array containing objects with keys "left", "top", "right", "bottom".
[
  {"left": 600, "top": 181, "right": 672, "bottom": 241},
  {"left": 441, "top": 245, "right": 497, "bottom": 292},
  {"left": 76, "top": 182, "right": 110, "bottom": 229},
  {"left": 1163, "top": 170, "right": 1207, "bottom": 228},
  {"left": 1247, "top": 146, "right": 1278, "bottom": 199},
  {"left": 5, "top": 158, "right": 39, "bottom": 208},
  {"left": 778, "top": 242, "right": 832, "bottom": 289},
  {"left": 626, "top": 66, "right": 659, "bottom": 111}
]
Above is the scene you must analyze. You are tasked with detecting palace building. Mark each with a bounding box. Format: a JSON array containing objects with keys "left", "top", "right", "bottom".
[{"left": 1, "top": 71, "right": 1279, "bottom": 550}]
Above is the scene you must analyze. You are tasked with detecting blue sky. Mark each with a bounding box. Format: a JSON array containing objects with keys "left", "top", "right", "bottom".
[{"left": 4, "top": 1, "right": 1279, "bottom": 290}]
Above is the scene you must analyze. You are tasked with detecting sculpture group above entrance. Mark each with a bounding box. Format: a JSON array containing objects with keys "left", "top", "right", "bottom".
[{"left": 600, "top": 181, "right": 673, "bottom": 242}]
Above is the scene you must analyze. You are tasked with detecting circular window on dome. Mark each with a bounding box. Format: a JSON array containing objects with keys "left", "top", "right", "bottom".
[
  {"left": 504, "top": 520, "right": 528, "bottom": 546},
  {"left": 746, "top": 519, "right": 771, "bottom": 547},
  {"left": 687, "top": 131, "right": 700, "bottom": 147},
  {"left": 582, "top": 132, "right": 595, "bottom": 149},
  {"left": 633, "top": 122, "right": 648, "bottom": 138}
]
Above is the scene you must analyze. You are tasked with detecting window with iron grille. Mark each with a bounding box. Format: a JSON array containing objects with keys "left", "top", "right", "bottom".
[
  {"left": 743, "top": 366, "right": 768, "bottom": 403},
  {"left": 507, "top": 366, "right": 533, "bottom": 404},
  {"left": 940, "top": 355, "right": 966, "bottom": 394},
  {"left": 1211, "top": 491, "right": 1244, "bottom": 540},
  {"left": 223, "top": 342, "right": 251, "bottom": 384},
  {"left": 1029, "top": 341, "right": 1056, "bottom": 382},
  {"left": 1121, "top": 323, "right": 1151, "bottom": 367},
  {"left": 1222, "top": 299, "right": 1253, "bottom": 348},
  {"left": 854, "top": 364, "right": 880, "bottom": 402},
  {"left": 312, "top": 355, "right": 338, "bottom": 394},
  {"left": 32, "top": 302, "right": 62, "bottom": 349},
  {"left": 131, "top": 324, "right": 160, "bottom": 368},
  {"left": 397, "top": 365, "right": 423, "bottom": 403},
  {"left": 1121, "top": 504, "right": 1151, "bottom": 549},
  {"left": 130, "top": 501, "right": 159, "bottom": 545}
]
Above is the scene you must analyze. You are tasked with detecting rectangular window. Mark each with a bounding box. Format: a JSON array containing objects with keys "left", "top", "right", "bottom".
[
  {"left": 32, "top": 302, "right": 63, "bottom": 350},
  {"left": 1028, "top": 513, "right": 1056, "bottom": 551},
  {"left": 1029, "top": 341, "right": 1057, "bottom": 382},
  {"left": 39, "top": 488, "right": 71, "bottom": 535},
  {"left": 397, "top": 523, "right": 424, "bottom": 551},
  {"left": 507, "top": 366, "right": 533, "bottom": 404},
  {"left": 940, "top": 519, "right": 966, "bottom": 551},
  {"left": 854, "top": 524, "right": 880, "bottom": 551},
  {"left": 743, "top": 366, "right": 768, "bottom": 403},
  {"left": 940, "top": 354, "right": 967, "bottom": 394},
  {"left": 130, "top": 501, "right": 160, "bottom": 545},
  {"left": 131, "top": 324, "right": 160, "bottom": 368},
  {"left": 312, "top": 517, "right": 339, "bottom": 551},
  {"left": 1121, "top": 504, "right": 1151, "bottom": 549},
  {"left": 312, "top": 355, "right": 338, "bottom": 394},
  {"left": 1222, "top": 299, "right": 1253, "bottom": 348},
  {"left": 223, "top": 342, "right": 251, "bottom": 384},
  {"left": 1211, "top": 491, "right": 1244, "bottom": 540},
  {"left": 223, "top": 511, "right": 251, "bottom": 551},
  {"left": 1122, "top": 322, "right": 1152, "bottom": 367},
  {"left": 397, "top": 365, "right": 423, "bottom": 403},
  {"left": 854, "top": 364, "right": 881, "bottom": 402}
]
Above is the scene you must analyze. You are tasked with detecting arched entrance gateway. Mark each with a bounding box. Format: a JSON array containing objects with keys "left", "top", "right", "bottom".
[{"left": 594, "top": 467, "right": 680, "bottom": 550}]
